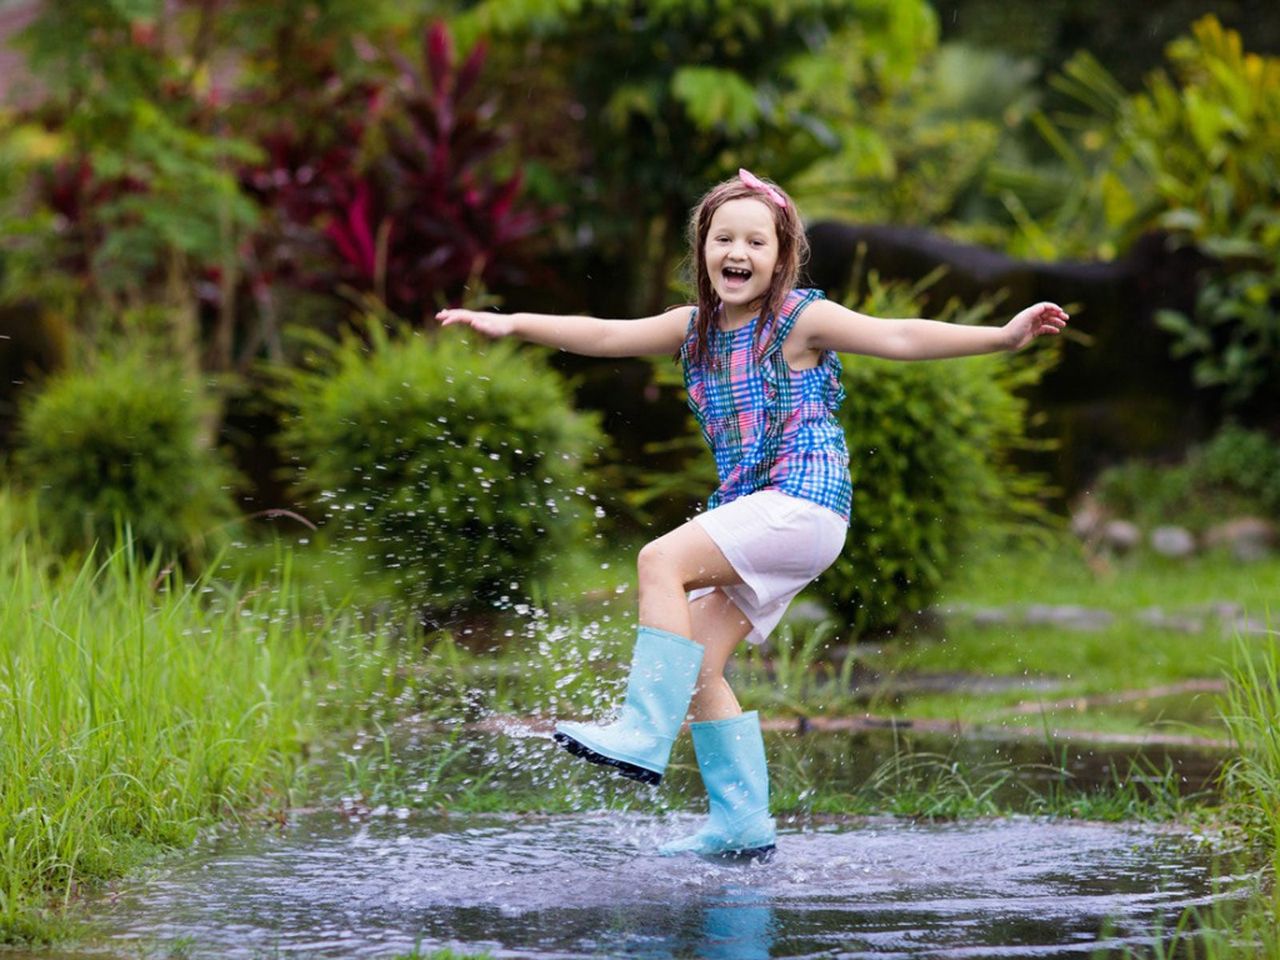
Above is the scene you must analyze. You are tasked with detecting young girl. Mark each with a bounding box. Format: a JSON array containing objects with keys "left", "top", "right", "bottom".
[{"left": 438, "top": 170, "right": 1068, "bottom": 861}]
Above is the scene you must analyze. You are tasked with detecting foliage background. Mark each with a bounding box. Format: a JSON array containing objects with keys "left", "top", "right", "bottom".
[{"left": 0, "top": 0, "right": 1278, "bottom": 615}]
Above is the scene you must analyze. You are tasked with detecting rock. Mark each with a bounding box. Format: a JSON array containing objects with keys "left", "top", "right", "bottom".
[
  {"left": 1023, "top": 604, "right": 1114, "bottom": 631},
  {"left": 971, "top": 606, "right": 1015, "bottom": 627},
  {"left": 1137, "top": 607, "right": 1205, "bottom": 634},
  {"left": 1070, "top": 496, "right": 1107, "bottom": 541},
  {"left": 1229, "top": 615, "right": 1275, "bottom": 638},
  {"left": 1199, "top": 601, "right": 1245, "bottom": 621},
  {"left": 1203, "top": 516, "right": 1277, "bottom": 563},
  {"left": 1150, "top": 525, "right": 1196, "bottom": 558},
  {"left": 1102, "top": 519, "right": 1142, "bottom": 553}
]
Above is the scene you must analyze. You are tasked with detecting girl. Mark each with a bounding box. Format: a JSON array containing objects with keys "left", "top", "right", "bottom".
[{"left": 438, "top": 170, "right": 1068, "bottom": 861}]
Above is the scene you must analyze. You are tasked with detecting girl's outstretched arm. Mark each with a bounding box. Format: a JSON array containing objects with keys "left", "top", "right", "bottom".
[
  {"left": 794, "top": 299, "right": 1068, "bottom": 360},
  {"left": 436, "top": 306, "right": 691, "bottom": 358}
]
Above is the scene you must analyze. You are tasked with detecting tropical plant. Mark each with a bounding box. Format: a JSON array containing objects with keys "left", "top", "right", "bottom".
[
  {"left": 990, "top": 16, "right": 1280, "bottom": 406},
  {"left": 454, "top": 0, "right": 939, "bottom": 314},
  {"left": 244, "top": 21, "right": 548, "bottom": 326},
  {"left": 3, "top": 6, "right": 543, "bottom": 373}
]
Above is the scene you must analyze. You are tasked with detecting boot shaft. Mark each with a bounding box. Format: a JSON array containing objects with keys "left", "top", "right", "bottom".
[{"left": 689, "top": 710, "right": 772, "bottom": 825}]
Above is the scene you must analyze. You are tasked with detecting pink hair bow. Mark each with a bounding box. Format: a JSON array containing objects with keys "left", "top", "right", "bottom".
[{"left": 738, "top": 168, "right": 787, "bottom": 208}]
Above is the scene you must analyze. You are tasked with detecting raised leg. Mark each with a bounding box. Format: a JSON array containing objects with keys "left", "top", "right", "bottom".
[
  {"left": 552, "top": 519, "right": 747, "bottom": 784},
  {"left": 635, "top": 519, "right": 743, "bottom": 638}
]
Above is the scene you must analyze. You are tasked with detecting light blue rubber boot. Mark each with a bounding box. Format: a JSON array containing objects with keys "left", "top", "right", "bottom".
[
  {"left": 659, "top": 711, "right": 776, "bottom": 860},
  {"left": 553, "top": 626, "right": 704, "bottom": 785}
]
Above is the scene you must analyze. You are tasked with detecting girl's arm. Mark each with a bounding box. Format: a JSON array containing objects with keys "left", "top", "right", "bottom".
[
  {"left": 794, "top": 299, "right": 1068, "bottom": 360},
  {"left": 436, "top": 306, "right": 691, "bottom": 358}
]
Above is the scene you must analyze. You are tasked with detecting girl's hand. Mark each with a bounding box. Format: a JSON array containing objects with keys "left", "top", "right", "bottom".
[
  {"left": 1004, "top": 302, "right": 1069, "bottom": 351},
  {"left": 436, "top": 308, "right": 516, "bottom": 339}
]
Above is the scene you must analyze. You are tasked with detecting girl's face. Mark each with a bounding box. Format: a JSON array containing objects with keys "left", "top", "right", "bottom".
[{"left": 704, "top": 198, "right": 779, "bottom": 324}]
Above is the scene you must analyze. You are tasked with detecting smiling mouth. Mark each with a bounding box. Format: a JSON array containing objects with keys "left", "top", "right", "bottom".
[{"left": 723, "top": 266, "right": 752, "bottom": 283}]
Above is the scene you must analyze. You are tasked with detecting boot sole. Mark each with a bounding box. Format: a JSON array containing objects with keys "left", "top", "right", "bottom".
[
  {"left": 553, "top": 732, "right": 662, "bottom": 785},
  {"left": 715, "top": 843, "right": 776, "bottom": 863}
]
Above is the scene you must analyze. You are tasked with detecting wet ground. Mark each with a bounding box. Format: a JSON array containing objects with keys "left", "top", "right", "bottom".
[
  {"left": 36, "top": 811, "right": 1244, "bottom": 959},
  {"left": 23, "top": 726, "right": 1248, "bottom": 960}
]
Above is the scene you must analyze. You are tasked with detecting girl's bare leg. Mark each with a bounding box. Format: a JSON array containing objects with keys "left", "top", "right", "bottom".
[
  {"left": 635, "top": 520, "right": 753, "bottom": 722},
  {"left": 635, "top": 519, "right": 743, "bottom": 636},
  {"left": 686, "top": 589, "right": 753, "bottom": 721}
]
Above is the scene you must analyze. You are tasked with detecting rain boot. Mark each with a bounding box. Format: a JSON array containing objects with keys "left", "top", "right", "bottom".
[
  {"left": 659, "top": 711, "right": 776, "bottom": 860},
  {"left": 553, "top": 625, "right": 704, "bottom": 785}
]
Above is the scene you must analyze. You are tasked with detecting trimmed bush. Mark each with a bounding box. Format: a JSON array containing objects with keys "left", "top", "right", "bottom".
[
  {"left": 273, "top": 318, "right": 605, "bottom": 617},
  {"left": 15, "top": 353, "right": 238, "bottom": 560},
  {"left": 816, "top": 282, "right": 1055, "bottom": 635}
]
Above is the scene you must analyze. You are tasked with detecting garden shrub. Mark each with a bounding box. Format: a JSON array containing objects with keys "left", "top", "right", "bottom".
[
  {"left": 1096, "top": 424, "right": 1280, "bottom": 531},
  {"left": 816, "top": 279, "right": 1055, "bottom": 635},
  {"left": 273, "top": 317, "right": 605, "bottom": 618},
  {"left": 15, "top": 352, "right": 238, "bottom": 560}
]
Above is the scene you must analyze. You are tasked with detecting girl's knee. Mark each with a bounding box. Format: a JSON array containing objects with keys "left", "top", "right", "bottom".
[{"left": 637, "top": 538, "right": 679, "bottom": 585}]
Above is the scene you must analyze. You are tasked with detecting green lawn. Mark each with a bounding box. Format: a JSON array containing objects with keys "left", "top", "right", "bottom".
[{"left": 826, "top": 535, "right": 1276, "bottom": 740}]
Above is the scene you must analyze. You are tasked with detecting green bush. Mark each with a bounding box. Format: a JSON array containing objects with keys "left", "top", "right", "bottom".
[
  {"left": 14, "top": 353, "right": 238, "bottom": 559},
  {"left": 1096, "top": 424, "right": 1280, "bottom": 530},
  {"left": 817, "top": 278, "right": 1056, "bottom": 634},
  {"left": 273, "top": 317, "right": 605, "bottom": 617}
]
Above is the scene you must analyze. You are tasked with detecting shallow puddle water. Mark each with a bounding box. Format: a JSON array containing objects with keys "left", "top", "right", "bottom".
[
  {"left": 46, "top": 812, "right": 1245, "bottom": 959},
  {"left": 30, "top": 730, "right": 1245, "bottom": 959}
]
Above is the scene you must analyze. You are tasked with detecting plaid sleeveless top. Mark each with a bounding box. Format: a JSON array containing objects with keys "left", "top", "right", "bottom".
[{"left": 680, "top": 288, "right": 852, "bottom": 522}]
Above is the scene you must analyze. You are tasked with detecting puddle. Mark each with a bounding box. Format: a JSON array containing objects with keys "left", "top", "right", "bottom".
[
  {"left": 22, "top": 730, "right": 1241, "bottom": 959},
  {"left": 36, "top": 812, "right": 1246, "bottom": 959}
]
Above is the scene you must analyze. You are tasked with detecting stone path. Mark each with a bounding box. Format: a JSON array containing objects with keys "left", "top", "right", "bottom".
[{"left": 929, "top": 601, "right": 1275, "bottom": 636}]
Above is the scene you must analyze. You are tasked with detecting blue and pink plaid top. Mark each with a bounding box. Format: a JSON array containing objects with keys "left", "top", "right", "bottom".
[{"left": 680, "top": 288, "right": 852, "bottom": 523}]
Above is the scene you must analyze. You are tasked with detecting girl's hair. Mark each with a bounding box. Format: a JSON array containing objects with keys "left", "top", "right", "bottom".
[{"left": 684, "top": 173, "right": 809, "bottom": 368}]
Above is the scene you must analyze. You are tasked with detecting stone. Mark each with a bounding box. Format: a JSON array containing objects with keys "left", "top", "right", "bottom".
[
  {"left": 1069, "top": 497, "right": 1107, "bottom": 541},
  {"left": 1203, "top": 516, "right": 1277, "bottom": 563},
  {"left": 1150, "top": 525, "right": 1196, "bottom": 558},
  {"left": 1023, "top": 604, "right": 1114, "bottom": 631},
  {"left": 1200, "top": 601, "right": 1245, "bottom": 621},
  {"left": 971, "top": 606, "right": 1015, "bottom": 627},
  {"left": 1229, "top": 615, "right": 1275, "bottom": 638},
  {"left": 1101, "top": 519, "right": 1142, "bottom": 553},
  {"left": 1137, "top": 607, "right": 1205, "bottom": 634}
]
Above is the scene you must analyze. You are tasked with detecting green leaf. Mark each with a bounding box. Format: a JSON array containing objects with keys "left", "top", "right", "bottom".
[{"left": 671, "top": 66, "right": 761, "bottom": 134}]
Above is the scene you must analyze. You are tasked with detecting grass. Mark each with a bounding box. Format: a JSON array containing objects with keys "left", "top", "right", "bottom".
[
  {"left": 816, "top": 534, "right": 1278, "bottom": 740},
  {"left": 945, "top": 537, "right": 1280, "bottom": 613},
  {"left": 0, "top": 507, "right": 419, "bottom": 943}
]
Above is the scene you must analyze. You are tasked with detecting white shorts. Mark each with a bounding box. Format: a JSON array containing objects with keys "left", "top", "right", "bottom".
[{"left": 688, "top": 490, "right": 847, "bottom": 646}]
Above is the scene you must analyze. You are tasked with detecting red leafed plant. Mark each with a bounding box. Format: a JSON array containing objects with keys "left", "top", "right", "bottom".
[
  {"left": 376, "top": 21, "right": 544, "bottom": 310},
  {"left": 246, "top": 20, "right": 546, "bottom": 321}
]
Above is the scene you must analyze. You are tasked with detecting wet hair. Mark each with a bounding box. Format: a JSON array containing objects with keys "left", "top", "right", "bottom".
[{"left": 683, "top": 173, "right": 809, "bottom": 368}]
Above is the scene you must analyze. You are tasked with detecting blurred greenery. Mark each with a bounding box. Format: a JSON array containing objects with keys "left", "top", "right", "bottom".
[
  {"left": 989, "top": 17, "right": 1280, "bottom": 409},
  {"left": 1095, "top": 423, "right": 1280, "bottom": 532},
  {"left": 458, "top": 0, "right": 939, "bottom": 313},
  {"left": 1, "top": 2, "right": 1278, "bottom": 605}
]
